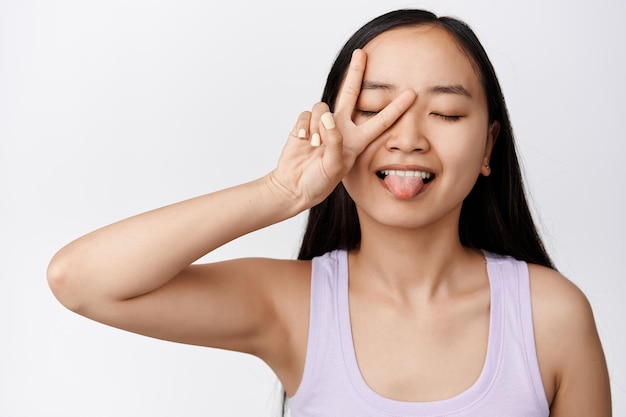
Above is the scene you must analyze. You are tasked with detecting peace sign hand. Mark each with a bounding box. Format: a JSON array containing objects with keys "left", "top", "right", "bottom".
[{"left": 267, "top": 49, "right": 416, "bottom": 213}]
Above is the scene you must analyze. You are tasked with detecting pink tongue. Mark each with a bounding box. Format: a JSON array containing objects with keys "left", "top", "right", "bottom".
[{"left": 384, "top": 175, "right": 424, "bottom": 199}]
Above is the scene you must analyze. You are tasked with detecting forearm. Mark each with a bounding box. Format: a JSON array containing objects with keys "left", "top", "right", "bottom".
[{"left": 47, "top": 174, "right": 303, "bottom": 310}]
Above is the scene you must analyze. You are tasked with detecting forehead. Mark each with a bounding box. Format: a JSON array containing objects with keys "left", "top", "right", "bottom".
[{"left": 362, "top": 25, "right": 483, "bottom": 96}]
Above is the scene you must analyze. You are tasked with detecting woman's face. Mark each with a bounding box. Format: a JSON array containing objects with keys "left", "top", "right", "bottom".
[{"left": 342, "top": 25, "right": 497, "bottom": 232}]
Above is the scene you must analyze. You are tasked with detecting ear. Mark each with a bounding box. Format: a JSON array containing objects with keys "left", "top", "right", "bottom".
[{"left": 481, "top": 121, "right": 499, "bottom": 177}]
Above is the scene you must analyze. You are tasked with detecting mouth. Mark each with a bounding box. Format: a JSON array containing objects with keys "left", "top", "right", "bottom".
[
  {"left": 376, "top": 169, "right": 435, "bottom": 184},
  {"left": 375, "top": 169, "right": 435, "bottom": 199}
]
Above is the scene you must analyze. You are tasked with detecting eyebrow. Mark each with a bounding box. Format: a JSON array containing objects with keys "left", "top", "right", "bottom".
[
  {"left": 360, "top": 81, "right": 472, "bottom": 99},
  {"left": 361, "top": 80, "right": 395, "bottom": 91},
  {"left": 428, "top": 84, "right": 473, "bottom": 98}
]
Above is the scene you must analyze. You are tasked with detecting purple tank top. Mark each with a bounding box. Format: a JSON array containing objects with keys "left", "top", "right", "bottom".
[{"left": 288, "top": 250, "right": 549, "bottom": 417}]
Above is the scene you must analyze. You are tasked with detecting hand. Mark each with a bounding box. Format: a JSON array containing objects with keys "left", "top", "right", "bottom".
[{"left": 268, "top": 49, "right": 416, "bottom": 210}]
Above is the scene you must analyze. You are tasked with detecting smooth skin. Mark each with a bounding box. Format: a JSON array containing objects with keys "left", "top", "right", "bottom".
[{"left": 47, "top": 26, "right": 611, "bottom": 415}]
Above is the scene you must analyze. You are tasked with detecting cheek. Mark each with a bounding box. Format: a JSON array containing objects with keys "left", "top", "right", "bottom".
[
  {"left": 341, "top": 150, "right": 377, "bottom": 203},
  {"left": 446, "top": 123, "right": 489, "bottom": 165},
  {"left": 341, "top": 160, "right": 366, "bottom": 197},
  {"left": 457, "top": 141, "right": 486, "bottom": 168},
  {"left": 437, "top": 130, "right": 489, "bottom": 180}
]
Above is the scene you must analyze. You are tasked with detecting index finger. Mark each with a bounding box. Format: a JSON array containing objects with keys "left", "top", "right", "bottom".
[
  {"left": 358, "top": 89, "right": 417, "bottom": 141},
  {"left": 334, "top": 49, "right": 366, "bottom": 114}
]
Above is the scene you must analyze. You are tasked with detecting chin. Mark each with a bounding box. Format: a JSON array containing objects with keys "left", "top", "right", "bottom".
[{"left": 354, "top": 197, "right": 462, "bottom": 234}]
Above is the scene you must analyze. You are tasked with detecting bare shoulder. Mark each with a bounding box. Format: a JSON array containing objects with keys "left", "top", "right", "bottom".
[
  {"left": 528, "top": 264, "right": 594, "bottom": 334},
  {"left": 528, "top": 264, "right": 611, "bottom": 416},
  {"left": 527, "top": 265, "right": 600, "bottom": 362}
]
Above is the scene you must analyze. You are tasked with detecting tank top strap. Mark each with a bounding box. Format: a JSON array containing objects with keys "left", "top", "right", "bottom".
[
  {"left": 484, "top": 251, "right": 549, "bottom": 414},
  {"left": 289, "top": 250, "right": 345, "bottom": 409}
]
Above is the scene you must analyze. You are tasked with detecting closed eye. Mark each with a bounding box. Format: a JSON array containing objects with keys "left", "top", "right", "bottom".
[
  {"left": 357, "top": 109, "right": 380, "bottom": 117},
  {"left": 432, "top": 113, "right": 462, "bottom": 121}
]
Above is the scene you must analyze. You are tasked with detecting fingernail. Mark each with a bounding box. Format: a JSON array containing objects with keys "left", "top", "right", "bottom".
[
  {"left": 321, "top": 112, "right": 335, "bottom": 129},
  {"left": 297, "top": 128, "right": 307, "bottom": 138},
  {"left": 311, "top": 133, "right": 321, "bottom": 147}
]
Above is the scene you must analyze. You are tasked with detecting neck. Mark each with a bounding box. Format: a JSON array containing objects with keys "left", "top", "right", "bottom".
[{"left": 349, "top": 211, "right": 481, "bottom": 298}]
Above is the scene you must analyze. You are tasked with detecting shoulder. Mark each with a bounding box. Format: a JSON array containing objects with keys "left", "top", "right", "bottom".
[
  {"left": 527, "top": 264, "right": 597, "bottom": 362},
  {"left": 527, "top": 264, "right": 611, "bottom": 414},
  {"left": 527, "top": 264, "right": 594, "bottom": 333}
]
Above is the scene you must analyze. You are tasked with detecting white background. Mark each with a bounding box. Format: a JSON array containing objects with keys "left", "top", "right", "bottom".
[{"left": 1, "top": 0, "right": 624, "bottom": 416}]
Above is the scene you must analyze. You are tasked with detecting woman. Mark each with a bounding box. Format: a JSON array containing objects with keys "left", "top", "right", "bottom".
[{"left": 47, "top": 9, "right": 611, "bottom": 416}]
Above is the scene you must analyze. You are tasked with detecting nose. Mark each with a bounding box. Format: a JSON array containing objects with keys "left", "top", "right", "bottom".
[{"left": 384, "top": 106, "right": 429, "bottom": 153}]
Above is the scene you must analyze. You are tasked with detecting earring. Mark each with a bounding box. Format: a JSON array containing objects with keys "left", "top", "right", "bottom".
[{"left": 482, "top": 164, "right": 491, "bottom": 176}]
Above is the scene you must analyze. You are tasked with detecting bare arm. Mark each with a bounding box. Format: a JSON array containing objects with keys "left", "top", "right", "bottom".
[
  {"left": 530, "top": 265, "right": 612, "bottom": 416},
  {"left": 47, "top": 177, "right": 310, "bottom": 358},
  {"left": 47, "top": 177, "right": 301, "bottom": 313},
  {"left": 47, "top": 49, "right": 417, "bottom": 361}
]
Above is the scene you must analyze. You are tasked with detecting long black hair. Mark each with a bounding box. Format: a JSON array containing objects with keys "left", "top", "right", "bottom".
[{"left": 297, "top": 9, "right": 554, "bottom": 269}]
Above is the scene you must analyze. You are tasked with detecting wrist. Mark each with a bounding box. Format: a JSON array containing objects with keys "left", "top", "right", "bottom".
[{"left": 260, "top": 172, "right": 310, "bottom": 219}]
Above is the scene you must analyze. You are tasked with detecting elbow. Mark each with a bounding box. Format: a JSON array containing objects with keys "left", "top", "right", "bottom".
[{"left": 47, "top": 248, "right": 87, "bottom": 313}]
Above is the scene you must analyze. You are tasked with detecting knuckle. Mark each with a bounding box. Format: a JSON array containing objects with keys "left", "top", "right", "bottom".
[
  {"left": 341, "top": 84, "right": 360, "bottom": 98},
  {"left": 351, "top": 61, "right": 365, "bottom": 73},
  {"left": 296, "top": 111, "right": 312, "bottom": 127},
  {"left": 376, "top": 112, "right": 391, "bottom": 129},
  {"left": 312, "top": 102, "right": 330, "bottom": 114}
]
